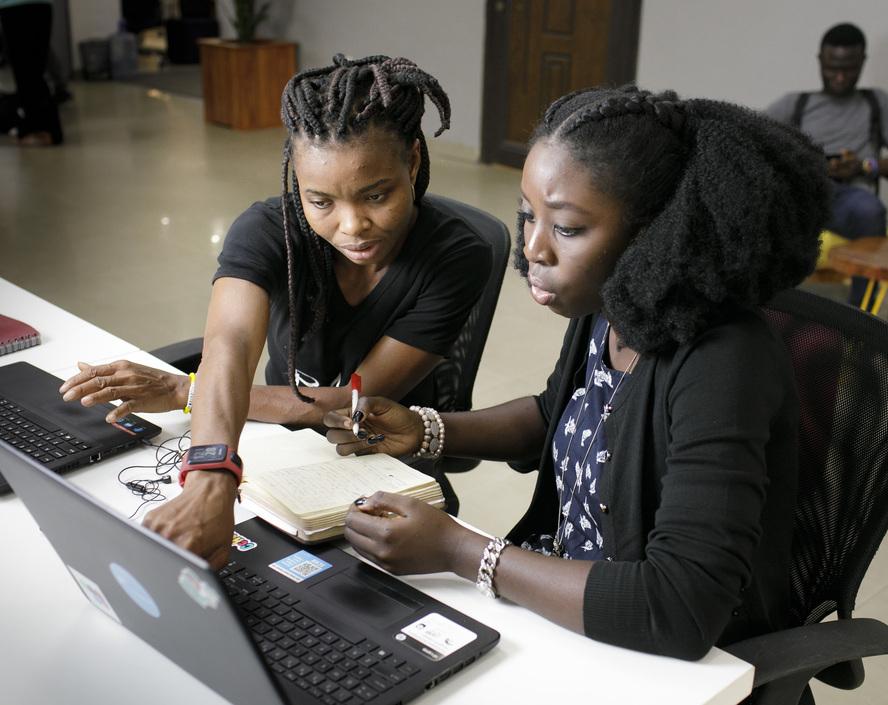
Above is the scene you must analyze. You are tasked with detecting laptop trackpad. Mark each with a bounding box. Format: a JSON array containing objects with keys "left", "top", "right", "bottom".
[{"left": 309, "top": 567, "right": 420, "bottom": 628}]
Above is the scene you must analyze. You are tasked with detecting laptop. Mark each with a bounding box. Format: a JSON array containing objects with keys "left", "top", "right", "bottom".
[
  {"left": 0, "top": 361, "right": 161, "bottom": 494},
  {"left": 0, "top": 440, "right": 500, "bottom": 705}
]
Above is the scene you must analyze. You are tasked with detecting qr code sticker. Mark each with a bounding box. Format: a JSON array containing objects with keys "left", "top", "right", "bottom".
[
  {"left": 291, "top": 560, "right": 321, "bottom": 577},
  {"left": 269, "top": 550, "right": 333, "bottom": 584}
]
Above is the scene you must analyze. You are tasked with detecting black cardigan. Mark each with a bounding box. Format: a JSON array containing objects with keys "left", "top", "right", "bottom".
[{"left": 507, "top": 310, "right": 798, "bottom": 660}]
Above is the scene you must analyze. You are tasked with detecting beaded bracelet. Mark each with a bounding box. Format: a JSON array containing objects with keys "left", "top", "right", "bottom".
[
  {"left": 476, "top": 537, "right": 510, "bottom": 598},
  {"left": 183, "top": 372, "right": 196, "bottom": 414},
  {"left": 408, "top": 405, "right": 445, "bottom": 459}
]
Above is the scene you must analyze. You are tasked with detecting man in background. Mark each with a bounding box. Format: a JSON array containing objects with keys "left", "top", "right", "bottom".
[
  {"left": 0, "top": 0, "right": 63, "bottom": 145},
  {"left": 766, "top": 22, "right": 887, "bottom": 307}
]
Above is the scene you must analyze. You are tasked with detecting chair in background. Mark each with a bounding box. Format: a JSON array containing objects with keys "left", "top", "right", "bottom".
[
  {"left": 149, "top": 195, "right": 511, "bottom": 509},
  {"left": 420, "top": 195, "right": 510, "bottom": 473},
  {"left": 166, "top": 0, "right": 219, "bottom": 65},
  {"left": 149, "top": 336, "right": 202, "bottom": 374},
  {"left": 724, "top": 288, "right": 888, "bottom": 704},
  {"left": 120, "top": 0, "right": 163, "bottom": 34},
  {"left": 827, "top": 236, "right": 888, "bottom": 316},
  {"left": 120, "top": 0, "right": 166, "bottom": 70}
]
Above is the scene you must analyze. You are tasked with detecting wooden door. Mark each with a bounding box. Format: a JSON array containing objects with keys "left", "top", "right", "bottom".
[{"left": 481, "top": 0, "right": 642, "bottom": 167}]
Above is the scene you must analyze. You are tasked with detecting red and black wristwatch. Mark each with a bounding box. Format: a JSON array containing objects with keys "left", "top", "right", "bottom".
[{"left": 179, "top": 444, "right": 243, "bottom": 500}]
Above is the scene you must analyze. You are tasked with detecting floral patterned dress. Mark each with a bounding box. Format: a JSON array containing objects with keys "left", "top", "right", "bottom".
[{"left": 521, "top": 316, "right": 631, "bottom": 560}]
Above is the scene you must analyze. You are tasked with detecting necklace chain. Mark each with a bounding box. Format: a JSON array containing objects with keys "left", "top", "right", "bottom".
[{"left": 552, "top": 326, "right": 639, "bottom": 558}]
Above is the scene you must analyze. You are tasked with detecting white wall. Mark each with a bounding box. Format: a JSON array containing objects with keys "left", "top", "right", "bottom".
[
  {"left": 68, "top": 1, "right": 887, "bottom": 154},
  {"left": 217, "top": 0, "right": 486, "bottom": 156},
  {"left": 637, "top": 0, "right": 888, "bottom": 110}
]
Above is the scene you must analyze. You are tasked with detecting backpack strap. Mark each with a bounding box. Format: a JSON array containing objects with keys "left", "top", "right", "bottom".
[
  {"left": 860, "top": 89, "right": 883, "bottom": 194},
  {"left": 859, "top": 89, "right": 883, "bottom": 152},
  {"left": 791, "top": 92, "right": 810, "bottom": 128}
]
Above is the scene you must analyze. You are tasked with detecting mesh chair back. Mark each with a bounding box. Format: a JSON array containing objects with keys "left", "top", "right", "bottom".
[
  {"left": 761, "top": 289, "right": 888, "bottom": 627},
  {"left": 422, "top": 194, "right": 510, "bottom": 413}
]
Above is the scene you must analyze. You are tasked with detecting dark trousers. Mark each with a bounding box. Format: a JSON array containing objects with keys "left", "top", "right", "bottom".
[
  {"left": 827, "top": 182, "right": 886, "bottom": 306},
  {"left": 0, "top": 2, "right": 63, "bottom": 143}
]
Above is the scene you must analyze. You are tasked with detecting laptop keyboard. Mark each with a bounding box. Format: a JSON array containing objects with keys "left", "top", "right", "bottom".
[
  {"left": 221, "top": 560, "right": 420, "bottom": 704},
  {"left": 0, "top": 396, "right": 93, "bottom": 464}
]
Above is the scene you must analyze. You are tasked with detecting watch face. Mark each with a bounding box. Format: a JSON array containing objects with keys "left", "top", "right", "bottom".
[{"left": 189, "top": 444, "right": 227, "bottom": 464}]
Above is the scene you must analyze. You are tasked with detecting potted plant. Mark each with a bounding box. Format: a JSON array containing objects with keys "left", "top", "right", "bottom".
[
  {"left": 229, "top": 0, "right": 271, "bottom": 42},
  {"left": 199, "top": 0, "right": 297, "bottom": 129}
]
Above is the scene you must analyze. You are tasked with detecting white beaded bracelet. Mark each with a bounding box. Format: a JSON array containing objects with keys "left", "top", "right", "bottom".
[
  {"left": 476, "top": 537, "right": 510, "bottom": 598},
  {"left": 408, "top": 405, "right": 445, "bottom": 459}
]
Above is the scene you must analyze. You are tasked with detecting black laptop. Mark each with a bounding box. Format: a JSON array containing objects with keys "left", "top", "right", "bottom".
[
  {"left": 0, "top": 440, "right": 500, "bottom": 705},
  {"left": 0, "top": 361, "right": 161, "bottom": 493}
]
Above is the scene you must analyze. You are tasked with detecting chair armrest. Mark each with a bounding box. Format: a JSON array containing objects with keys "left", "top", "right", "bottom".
[
  {"left": 439, "top": 457, "right": 480, "bottom": 474},
  {"left": 724, "top": 618, "right": 888, "bottom": 704},
  {"left": 148, "top": 337, "right": 203, "bottom": 374}
]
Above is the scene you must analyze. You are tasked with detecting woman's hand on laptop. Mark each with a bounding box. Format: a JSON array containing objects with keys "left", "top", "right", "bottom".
[
  {"left": 59, "top": 360, "right": 189, "bottom": 423},
  {"left": 143, "top": 470, "right": 238, "bottom": 569}
]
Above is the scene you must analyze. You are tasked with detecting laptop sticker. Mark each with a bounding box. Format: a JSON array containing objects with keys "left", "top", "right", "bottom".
[
  {"left": 231, "top": 531, "right": 257, "bottom": 552},
  {"left": 67, "top": 565, "right": 121, "bottom": 624},
  {"left": 269, "top": 550, "right": 332, "bottom": 584},
  {"left": 178, "top": 567, "right": 220, "bottom": 609},
  {"left": 110, "top": 562, "right": 160, "bottom": 618},
  {"left": 396, "top": 612, "right": 478, "bottom": 661}
]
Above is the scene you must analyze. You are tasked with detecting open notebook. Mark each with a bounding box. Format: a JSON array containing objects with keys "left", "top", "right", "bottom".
[{"left": 238, "top": 430, "right": 444, "bottom": 543}]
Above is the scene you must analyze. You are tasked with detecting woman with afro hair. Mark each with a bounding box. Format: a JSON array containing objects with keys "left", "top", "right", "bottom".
[{"left": 326, "top": 85, "right": 830, "bottom": 660}]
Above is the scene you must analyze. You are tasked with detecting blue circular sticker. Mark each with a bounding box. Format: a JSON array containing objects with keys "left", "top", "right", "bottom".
[{"left": 110, "top": 563, "right": 160, "bottom": 618}]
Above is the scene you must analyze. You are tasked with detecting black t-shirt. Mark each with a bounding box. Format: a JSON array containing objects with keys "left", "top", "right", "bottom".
[{"left": 213, "top": 196, "right": 492, "bottom": 406}]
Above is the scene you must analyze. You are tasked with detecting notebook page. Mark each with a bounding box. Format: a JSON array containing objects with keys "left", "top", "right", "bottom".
[{"left": 246, "top": 454, "right": 433, "bottom": 518}]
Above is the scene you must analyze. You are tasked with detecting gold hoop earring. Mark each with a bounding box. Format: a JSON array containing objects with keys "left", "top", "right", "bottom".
[{"left": 411, "top": 183, "right": 416, "bottom": 203}]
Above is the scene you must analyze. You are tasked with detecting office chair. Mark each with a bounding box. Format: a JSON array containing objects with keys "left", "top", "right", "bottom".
[
  {"left": 420, "top": 194, "right": 510, "bottom": 471},
  {"left": 149, "top": 195, "right": 511, "bottom": 508},
  {"left": 723, "top": 288, "right": 888, "bottom": 704},
  {"left": 166, "top": 0, "right": 219, "bottom": 65},
  {"left": 149, "top": 336, "right": 203, "bottom": 374},
  {"left": 120, "top": 0, "right": 166, "bottom": 69},
  {"left": 120, "top": 0, "right": 163, "bottom": 34}
]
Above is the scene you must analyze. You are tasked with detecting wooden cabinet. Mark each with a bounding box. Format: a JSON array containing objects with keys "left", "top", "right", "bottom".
[{"left": 199, "top": 39, "right": 298, "bottom": 129}]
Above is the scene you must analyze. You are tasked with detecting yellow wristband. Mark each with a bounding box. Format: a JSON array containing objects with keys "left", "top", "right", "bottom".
[{"left": 183, "top": 372, "right": 196, "bottom": 414}]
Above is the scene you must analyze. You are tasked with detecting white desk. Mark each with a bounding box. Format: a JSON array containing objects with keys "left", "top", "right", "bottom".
[
  {"left": 1, "top": 278, "right": 139, "bottom": 374},
  {"left": 0, "top": 288, "right": 754, "bottom": 705}
]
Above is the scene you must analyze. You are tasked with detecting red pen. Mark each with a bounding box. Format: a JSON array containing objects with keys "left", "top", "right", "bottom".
[{"left": 350, "top": 373, "right": 362, "bottom": 437}]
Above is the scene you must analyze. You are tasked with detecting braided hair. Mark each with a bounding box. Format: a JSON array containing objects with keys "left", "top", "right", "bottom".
[
  {"left": 278, "top": 54, "right": 450, "bottom": 399},
  {"left": 515, "top": 86, "right": 829, "bottom": 353}
]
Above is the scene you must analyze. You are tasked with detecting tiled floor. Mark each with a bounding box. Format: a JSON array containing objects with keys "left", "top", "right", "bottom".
[{"left": 1, "top": 80, "right": 885, "bottom": 703}]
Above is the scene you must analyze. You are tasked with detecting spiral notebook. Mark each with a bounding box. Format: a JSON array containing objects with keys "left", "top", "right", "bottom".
[{"left": 0, "top": 314, "right": 41, "bottom": 356}]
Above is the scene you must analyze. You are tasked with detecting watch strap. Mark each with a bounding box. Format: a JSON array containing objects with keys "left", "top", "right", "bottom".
[{"left": 178, "top": 446, "right": 243, "bottom": 488}]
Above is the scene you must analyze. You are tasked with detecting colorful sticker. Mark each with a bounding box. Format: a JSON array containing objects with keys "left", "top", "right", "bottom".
[
  {"left": 110, "top": 562, "right": 160, "bottom": 618},
  {"left": 67, "top": 565, "right": 121, "bottom": 624},
  {"left": 269, "top": 550, "right": 332, "bottom": 584},
  {"left": 178, "top": 567, "right": 221, "bottom": 610},
  {"left": 397, "top": 612, "right": 477, "bottom": 661},
  {"left": 231, "top": 531, "right": 257, "bottom": 552}
]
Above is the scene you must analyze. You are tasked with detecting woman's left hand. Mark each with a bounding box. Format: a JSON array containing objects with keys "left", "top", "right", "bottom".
[
  {"left": 59, "top": 360, "right": 189, "bottom": 423},
  {"left": 344, "top": 491, "right": 470, "bottom": 575}
]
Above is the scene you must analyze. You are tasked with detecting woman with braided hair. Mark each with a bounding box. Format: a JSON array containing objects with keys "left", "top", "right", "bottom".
[
  {"left": 325, "top": 85, "right": 830, "bottom": 659},
  {"left": 60, "top": 54, "right": 491, "bottom": 565}
]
